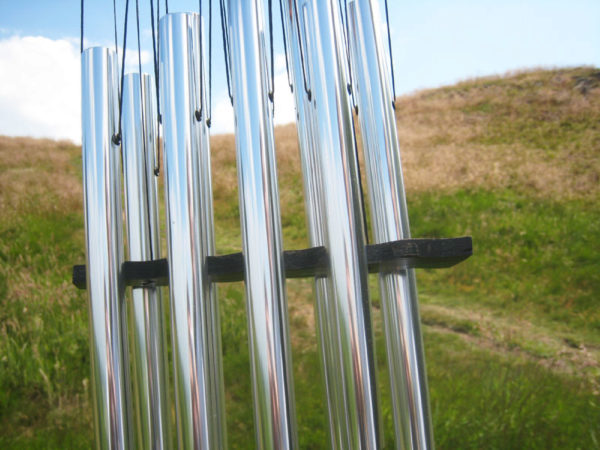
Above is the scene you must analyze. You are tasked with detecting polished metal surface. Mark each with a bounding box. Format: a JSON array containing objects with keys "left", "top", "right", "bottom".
[
  {"left": 291, "top": 1, "right": 380, "bottom": 448},
  {"left": 159, "top": 12, "right": 226, "bottom": 449},
  {"left": 280, "top": 1, "right": 350, "bottom": 448},
  {"left": 81, "top": 46, "right": 133, "bottom": 450},
  {"left": 348, "top": 1, "right": 434, "bottom": 448},
  {"left": 226, "top": 0, "right": 297, "bottom": 448},
  {"left": 121, "top": 72, "right": 171, "bottom": 449}
]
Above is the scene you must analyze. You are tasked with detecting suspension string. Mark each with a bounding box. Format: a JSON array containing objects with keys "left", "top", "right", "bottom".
[
  {"left": 207, "top": 0, "right": 212, "bottom": 127},
  {"left": 339, "top": 0, "right": 367, "bottom": 241},
  {"left": 149, "top": 0, "right": 161, "bottom": 175},
  {"left": 80, "top": 0, "right": 84, "bottom": 53},
  {"left": 383, "top": 0, "right": 396, "bottom": 110},
  {"left": 149, "top": 0, "right": 159, "bottom": 113},
  {"left": 341, "top": 0, "right": 358, "bottom": 113},
  {"left": 165, "top": 0, "right": 169, "bottom": 14},
  {"left": 219, "top": 0, "right": 233, "bottom": 105},
  {"left": 113, "top": 0, "right": 130, "bottom": 146},
  {"left": 157, "top": 0, "right": 161, "bottom": 116},
  {"left": 135, "top": 0, "right": 156, "bottom": 259},
  {"left": 195, "top": 0, "right": 204, "bottom": 122},
  {"left": 268, "top": 0, "right": 274, "bottom": 103},
  {"left": 112, "top": 0, "right": 122, "bottom": 122},
  {"left": 113, "top": 0, "right": 119, "bottom": 57},
  {"left": 136, "top": 0, "right": 147, "bottom": 163},
  {"left": 292, "top": 0, "right": 311, "bottom": 101},
  {"left": 337, "top": 0, "right": 350, "bottom": 92},
  {"left": 278, "top": 0, "right": 293, "bottom": 92}
]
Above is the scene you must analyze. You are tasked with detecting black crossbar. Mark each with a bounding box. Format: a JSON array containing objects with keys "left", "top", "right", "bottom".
[{"left": 72, "top": 236, "right": 472, "bottom": 289}]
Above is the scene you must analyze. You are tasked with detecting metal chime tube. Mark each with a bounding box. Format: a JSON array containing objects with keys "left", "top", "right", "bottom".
[
  {"left": 226, "top": 0, "right": 297, "bottom": 448},
  {"left": 291, "top": 1, "right": 380, "bottom": 448},
  {"left": 160, "top": 12, "right": 226, "bottom": 449},
  {"left": 347, "top": 1, "right": 434, "bottom": 448},
  {"left": 121, "top": 72, "right": 171, "bottom": 449},
  {"left": 81, "top": 47, "right": 133, "bottom": 450},
  {"left": 280, "top": 2, "right": 351, "bottom": 448}
]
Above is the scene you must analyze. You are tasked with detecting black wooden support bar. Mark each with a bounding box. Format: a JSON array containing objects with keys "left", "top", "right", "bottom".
[{"left": 72, "top": 236, "right": 472, "bottom": 290}]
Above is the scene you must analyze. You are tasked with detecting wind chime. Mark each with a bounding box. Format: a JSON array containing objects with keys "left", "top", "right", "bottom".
[{"left": 73, "top": 0, "right": 472, "bottom": 448}]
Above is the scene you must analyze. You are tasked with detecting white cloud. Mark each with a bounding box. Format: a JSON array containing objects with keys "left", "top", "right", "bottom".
[
  {"left": 123, "top": 48, "right": 152, "bottom": 72},
  {"left": 211, "top": 53, "right": 296, "bottom": 135},
  {"left": 210, "top": 92, "right": 235, "bottom": 135},
  {"left": 272, "top": 68, "right": 295, "bottom": 126},
  {"left": 0, "top": 35, "right": 81, "bottom": 143},
  {"left": 0, "top": 37, "right": 295, "bottom": 144}
]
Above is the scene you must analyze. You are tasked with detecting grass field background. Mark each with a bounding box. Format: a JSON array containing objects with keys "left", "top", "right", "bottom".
[{"left": 0, "top": 67, "right": 598, "bottom": 448}]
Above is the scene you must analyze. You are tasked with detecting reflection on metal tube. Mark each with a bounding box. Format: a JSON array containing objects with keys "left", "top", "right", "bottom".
[
  {"left": 348, "top": 1, "right": 434, "bottom": 448},
  {"left": 160, "top": 12, "right": 226, "bottom": 449},
  {"left": 280, "top": 1, "right": 350, "bottom": 448},
  {"left": 81, "top": 47, "right": 133, "bottom": 450},
  {"left": 122, "top": 72, "right": 171, "bottom": 449},
  {"left": 293, "top": 0, "right": 380, "bottom": 448},
  {"left": 226, "top": 0, "right": 298, "bottom": 448}
]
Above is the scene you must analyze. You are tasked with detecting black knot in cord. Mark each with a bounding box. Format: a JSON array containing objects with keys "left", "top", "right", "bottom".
[
  {"left": 112, "top": 133, "right": 122, "bottom": 146},
  {"left": 307, "top": 90, "right": 312, "bottom": 102},
  {"left": 268, "top": 92, "right": 274, "bottom": 103},
  {"left": 206, "top": 118, "right": 212, "bottom": 128},
  {"left": 194, "top": 110, "right": 202, "bottom": 122}
]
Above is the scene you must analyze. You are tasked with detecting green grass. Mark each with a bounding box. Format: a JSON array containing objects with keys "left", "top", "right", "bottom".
[
  {"left": 410, "top": 189, "right": 600, "bottom": 335},
  {"left": 1, "top": 68, "right": 599, "bottom": 448}
]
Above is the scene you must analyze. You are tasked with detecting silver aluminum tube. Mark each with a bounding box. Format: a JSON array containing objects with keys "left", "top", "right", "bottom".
[
  {"left": 280, "top": 2, "right": 350, "bottom": 448},
  {"left": 159, "top": 13, "right": 226, "bottom": 449},
  {"left": 296, "top": 1, "right": 380, "bottom": 448},
  {"left": 348, "top": 1, "right": 434, "bottom": 448},
  {"left": 226, "top": 0, "right": 297, "bottom": 448},
  {"left": 81, "top": 47, "right": 133, "bottom": 450},
  {"left": 122, "top": 72, "right": 171, "bottom": 449}
]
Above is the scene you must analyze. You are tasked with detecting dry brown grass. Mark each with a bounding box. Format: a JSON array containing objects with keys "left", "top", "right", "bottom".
[
  {"left": 209, "top": 67, "right": 599, "bottom": 203},
  {"left": 0, "top": 136, "right": 82, "bottom": 215},
  {"left": 395, "top": 67, "right": 600, "bottom": 199}
]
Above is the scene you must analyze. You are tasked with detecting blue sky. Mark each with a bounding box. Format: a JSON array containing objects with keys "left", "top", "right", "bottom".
[{"left": 0, "top": 0, "right": 598, "bottom": 142}]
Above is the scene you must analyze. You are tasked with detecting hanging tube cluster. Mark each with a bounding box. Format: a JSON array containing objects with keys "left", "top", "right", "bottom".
[
  {"left": 279, "top": 1, "right": 349, "bottom": 448},
  {"left": 81, "top": 47, "right": 133, "bottom": 450},
  {"left": 159, "top": 12, "right": 226, "bottom": 449},
  {"left": 121, "top": 72, "right": 171, "bottom": 449},
  {"left": 226, "top": 0, "right": 298, "bottom": 448},
  {"left": 78, "top": 0, "right": 455, "bottom": 448},
  {"left": 347, "top": 0, "right": 434, "bottom": 448},
  {"left": 283, "top": 0, "right": 380, "bottom": 448}
]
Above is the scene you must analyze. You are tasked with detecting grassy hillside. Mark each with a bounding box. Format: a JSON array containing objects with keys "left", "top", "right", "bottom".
[{"left": 0, "top": 67, "right": 598, "bottom": 448}]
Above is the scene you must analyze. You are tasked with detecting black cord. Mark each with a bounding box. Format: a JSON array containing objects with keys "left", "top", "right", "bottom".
[
  {"left": 292, "top": 0, "right": 311, "bottom": 101},
  {"left": 268, "top": 0, "right": 274, "bottom": 103},
  {"left": 207, "top": 0, "right": 212, "bottom": 126},
  {"left": 278, "top": 0, "right": 293, "bottom": 92},
  {"left": 113, "top": 0, "right": 130, "bottom": 146},
  {"left": 195, "top": 0, "right": 204, "bottom": 121},
  {"left": 113, "top": 0, "right": 119, "bottom": 56},
  {"left": 165, "top": 0, "right": 169, "bottom": 14},
  {"left": 383, "top": 0, "right": 396, "bottom": 109},
  {"left": 341, "top": 0, "right": 358, "bottom": 115},
  {"left": 150, "top": 0, "right": 159, "bottom": 111},
  {"left": 135, "top": 0, "right": 155, "bottom": 259},
  {"left": 150, "top": 0, "right": 161, "bottom": 174},
  {"left": 80, "top": 0, "right": 84, "bottom": 53},
  {"left": 340, "top": 0, "right": 368, "bottom": 243},
  {"left": 136, "top": 0, "right": 146, "bottom": 156},
  {"left": 219, "top": 0, "right": 233, "bottom": 105}
]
